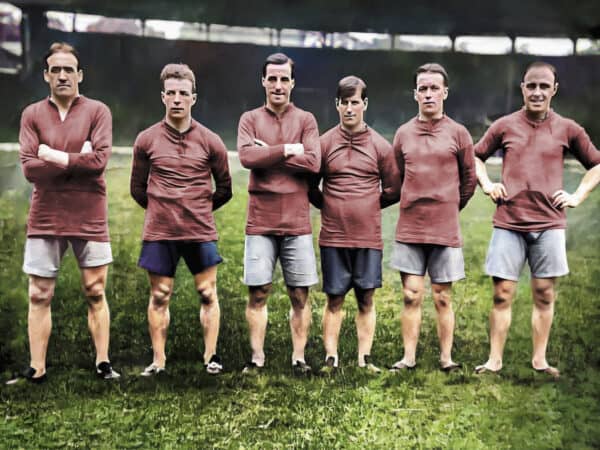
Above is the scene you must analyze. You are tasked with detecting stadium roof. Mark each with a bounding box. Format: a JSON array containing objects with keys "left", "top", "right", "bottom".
[{"left": 10, "top": 0, "right": 600, "bottom": 37}]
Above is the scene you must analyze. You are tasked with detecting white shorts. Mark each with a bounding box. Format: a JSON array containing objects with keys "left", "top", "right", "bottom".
[{"left": 23, "top": 237, "right": 113, "bottom": 278}]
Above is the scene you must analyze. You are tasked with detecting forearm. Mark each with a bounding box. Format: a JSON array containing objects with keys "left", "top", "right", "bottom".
[
  {"left": 475, "top": 157, "right": 494, "bottom": 191},
  {"left": 21, "top": 158, "right": 66, "bottom": 182},
  {"left": 573, "top": 163, "right": 600, "bottom": 203},
  {"left": 38, "top": 145, "right": 69, "bottom": 169},
  {"left": 238, "top": 144, "right": 286, "bottom": 169},
  {"left": 130, "top": 150, "right": 150, "bottom": 209}
]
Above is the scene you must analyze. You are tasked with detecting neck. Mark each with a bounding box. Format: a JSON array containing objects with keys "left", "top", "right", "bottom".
[
  {"left": 418, "top": 111, "right": 443, "bottom": 122},
  {"left": 51, "top": 93, "right": 78, "bottom": 112},
  {"left": 341, "top": 122, "right": 366, "bottom": 134},
  {"left": 524, "top": 108, "right": 549, "bottom": 122},
  {"left": 266, "top": 101, "right": 289, "bottom": 116},
  {"left": 166, "top": 116, "right": 192, "bottom": 133}
]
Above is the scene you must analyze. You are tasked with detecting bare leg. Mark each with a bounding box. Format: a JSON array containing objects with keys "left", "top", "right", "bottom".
[
  {"left": 81, "top": 265, "right": 111, "bottom": 365},
  {"left": 398, "top": 273, "right": 425, "bottom": 367},
  {"left": 288, "top": 286, "right": 311, "bottom": 363},
  {"left": 147, "top": 273, "right": 174, "bottom": 368},
  {"left": 245, "top": 284, "right": 271, "bottom": 366},
  {"left": 431, "top": 282, "right": 456, "bottom": 367},
  {"left": 531, "top": 277, "right": 559, "bottom": 376},
  {"left": 322, "top": 294, "right": 344, "bottom": 365},
  {"left": 355, "top": 287, "right": 376, "bottom": 366},
  {"left": 194, "top": 265, "right": 219, "bottom": 364},
  {"left": 28, "top": 275, "right": 56, "bottom": 377},
  {"left": 477, "top": 278, "right": 517, "bottom": 372}
]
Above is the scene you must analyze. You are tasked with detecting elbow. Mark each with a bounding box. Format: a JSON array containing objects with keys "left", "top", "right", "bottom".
[
  {"left": 307, "top": 159, "right": 321, "bottom": 175},
  {"left": 22, "top": 168, "right": 36, "bottom": 183},
  {"left": 130, "top": 189, "right": 147, "bottom": 208},
  {"left": 223, "top": 187, "right": 233, "bottom": 203},
  {"left": 238, "top": 150, "right": 253, "bottom": 169}
]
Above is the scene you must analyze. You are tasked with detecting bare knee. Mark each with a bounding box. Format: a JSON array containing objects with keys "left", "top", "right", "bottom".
[
  {"left": 432, "top": 284, "right": 451, "bottom": 311},
  {"left": 532, "top": 283, "right": 555, "bottom": 310},
  {"left": 84, "top": 280, "right": 105, "bottom": 305},
  {"left": 355, "top": 288, "right": 374, "bottom": 314},
  {"left": 197, "top": 281, "right": 217, "bottom": 306},
  {"left": 248, "top": 284, "right": 271, "bottom": 309},
  {"left": 288, "top": 286, "right": 309, "bottom": 310},
  {"left": 492, "top": 280, "right": 515, "bottom": 310},
  {"left": 326, "top": 295, "right": 345, "bottom": 313},
  {"left": 29, "top": 282, "right": 54, "bottom": 308},
  {"left": 492, "top": 293, "right": 512, "bottom": 310},
  {"left": 403, "top": 287, "right": 423, "bottom": 308},
  {"left": 150, "top": 283, "right": 172, "bottom": 309}
]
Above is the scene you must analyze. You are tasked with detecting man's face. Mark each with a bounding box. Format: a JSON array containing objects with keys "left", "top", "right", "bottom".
[
  {"left": 161, "top": 78, "right": 197, "bottom": 123},
  {"left": 337, "top": 89, "right": 367, "bottom": 132},
  {"left": 521, "top": 66, "right": 557, "bottom": 116},
  {"left": 262, "top": 62, "right": 294, "bottom": 109},
  {"left": 414, "top": 72, "right": 448, "bottom": 119},
  {"left": 44, "top": 51, "right": 82, "bottom": 100}
]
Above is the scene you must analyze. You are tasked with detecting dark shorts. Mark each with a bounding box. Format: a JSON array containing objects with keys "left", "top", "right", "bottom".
[
  {"left": 320, "top": 246, "right": 382, "bottom": 295},
  {"left": 138, "top": 241, "right": 223, "bottom": 277}
]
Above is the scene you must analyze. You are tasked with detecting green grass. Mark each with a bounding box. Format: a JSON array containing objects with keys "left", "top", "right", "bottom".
[{"left": 1, "top": 152, "right": 600, "bottom": 449}]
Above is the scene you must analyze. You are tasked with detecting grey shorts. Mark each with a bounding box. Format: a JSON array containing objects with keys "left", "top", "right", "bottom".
[
  {"left": 485, "top": 227, "right": 569, "bottom": 281},
  {"left": 390, "top": 241, "right": 465, "bottom": 283},
  {"left": 23, "top": 237, "right": 113, "bottom": 278},
  {"left": 244, "top": 234, "right": 319, "bottom": 287}
]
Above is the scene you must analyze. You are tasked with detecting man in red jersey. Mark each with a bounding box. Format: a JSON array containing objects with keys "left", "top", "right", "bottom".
[
  {"left": 237, "top": 53, "right": 321, "bottom": 374},
  {"left": 10, "top": 42, "right": 118, "bottom": 384},
  {"left": 474, "top": 62, "right": 600, "bottom": 379},
  {"left": 131, "top": 63, "right": 232, "bottom": 376},
  {"left": 390, "top": 63, "right": 476, "bottom": 372},
  {"left": 309, "top": 76, "right": 399, "bottom": 374}
]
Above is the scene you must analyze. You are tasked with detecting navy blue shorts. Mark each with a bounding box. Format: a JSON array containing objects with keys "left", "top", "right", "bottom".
[
  {"left": 138, "top": 241, "right": 223, "bottom": 277},
  {"left": 320, "top": 246, "right": 382, "bottom": 295}
]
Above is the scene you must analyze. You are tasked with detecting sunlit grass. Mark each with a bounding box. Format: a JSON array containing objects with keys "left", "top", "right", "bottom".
[{"left": 1, "top": 152, "right": 599, "bottom": 449}]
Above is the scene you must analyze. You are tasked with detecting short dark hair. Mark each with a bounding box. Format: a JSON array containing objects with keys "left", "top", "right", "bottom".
[
  {"left": 336, "top": 75, "right": 367, "bottom": 100},
  {"left": 262, "top": 52, "right": 295, "bottom": 79},
  {"left": 523, "top": 61, "right": 558, "bottom": 84},
  {"left": 44, "top": 42, "right": 80, "bottom": 70},
  {"left": 160, "top": 63, "right": 196, "bottom": 93},
  {"left": 414, "top": 63, "right": 448, "bottom": 87}
]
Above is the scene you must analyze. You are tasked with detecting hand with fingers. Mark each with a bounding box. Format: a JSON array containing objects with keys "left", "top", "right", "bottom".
[
  {"left": 284, "top": 143, "right": 304, "bottom": 157},
  {"left": 482, "top": 181, "right": 508, "bottom": 203},
  {"left": 552, "top": 190, "right": 582, "bottom": 209},
  {"left": 80, "top": 140, "right": 93, "bottom": 154}
]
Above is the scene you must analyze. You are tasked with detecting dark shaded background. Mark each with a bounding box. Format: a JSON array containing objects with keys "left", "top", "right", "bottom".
[{"left": 1, "top": 27, "right": 599, "bottom": 147}]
